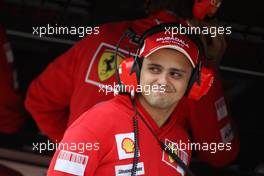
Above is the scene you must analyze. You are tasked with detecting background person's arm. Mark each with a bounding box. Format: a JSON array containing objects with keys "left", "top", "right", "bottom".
[
  {"left": 188, "top": 70, "right": 240, "bottom": 167},
  {"left": 24, "top": 42, "right": 81, "bottom": 142}
]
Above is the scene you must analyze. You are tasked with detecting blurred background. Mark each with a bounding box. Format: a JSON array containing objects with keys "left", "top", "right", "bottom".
[{"left": 0, "top": 0, "right": 264, "bottom": 175}]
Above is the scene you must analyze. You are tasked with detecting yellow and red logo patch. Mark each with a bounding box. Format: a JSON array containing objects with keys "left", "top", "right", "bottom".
[
  {"left": 115, "top": 132, "right": 140, "bottom": 160},
  {"left": 162, "top": 139, "right": 189, "bottom": 175},
  {"left": 97, "top": 49, "right": 124, "bottom": 81},
  {"left": 121, "top": 137, "right": 135, "bottom": 154},
  {"left": 85, "top": 43, "right": 134, "bottom": 88}
]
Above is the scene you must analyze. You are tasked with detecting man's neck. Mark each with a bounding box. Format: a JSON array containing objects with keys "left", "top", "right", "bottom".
[{"left": 138, "top": 96, "right": 178, "bottom": 128}]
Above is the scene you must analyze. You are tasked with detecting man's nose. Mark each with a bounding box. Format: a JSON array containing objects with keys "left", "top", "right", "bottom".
[{"left": 157, "top": 72, "right": 169, "bottom": 85}]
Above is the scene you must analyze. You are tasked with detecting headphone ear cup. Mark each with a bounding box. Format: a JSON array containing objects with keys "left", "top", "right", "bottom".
[
  {"left": 187, "top": 66, "right": 214, "bottom": 100},
  {"left": 118, "top": 57, "right": 138, "bottom": 93}
]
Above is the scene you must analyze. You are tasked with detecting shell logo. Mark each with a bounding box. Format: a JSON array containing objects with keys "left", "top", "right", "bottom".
[{"left": 121, "top": 138, "right": 134, "bottom": 154}]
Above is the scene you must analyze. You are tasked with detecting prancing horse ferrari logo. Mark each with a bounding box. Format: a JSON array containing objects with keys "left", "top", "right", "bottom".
[{"left": 98, "top": 49, "right": 124, "bottom": 81}]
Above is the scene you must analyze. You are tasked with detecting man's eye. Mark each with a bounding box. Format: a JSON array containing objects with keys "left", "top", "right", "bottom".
[
  {"left": 149, "top": 67, "right": 161, "bottom": 74},
  {"left": 170, "top": 72, "right": 182, "bottom": 78}
]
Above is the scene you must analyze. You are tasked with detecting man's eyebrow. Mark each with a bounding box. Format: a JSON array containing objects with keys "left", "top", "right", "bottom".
[
  {"left": 147, "top": 63, "right": 162, "bottom": 68},
  {"left": 170, "top": 68, "right": 186, "bottom": 73},
  {"left": 147, "top": 63, "right": 187, "bottom": 73}
]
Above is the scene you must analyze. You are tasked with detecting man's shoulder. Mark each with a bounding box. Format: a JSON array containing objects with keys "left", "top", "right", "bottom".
[
  {"left": 64, "top": 95, "right": 132, "bottom": 142},
  {"left": 71, "top": 95, "right": 132, "bottom": 127},
  {"left": 85, "top": 97, "right": 123, "bottom": 116}
]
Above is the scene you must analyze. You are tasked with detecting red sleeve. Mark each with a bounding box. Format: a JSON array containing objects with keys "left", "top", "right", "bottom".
[
  {"left": 24, "top": 24, "right": 118, "bottom": 142},
  {"left": 189, "top": 68, "right": 240, "bottom": 167},
  {"left": 47, "top": 113, "right": 101, "bottom": 176},
  {"left": 24, "top": 42, "right": 81, "bottom": 141},
  {"left": 0, "top": 25, "right": 26, "bottom": 134}
]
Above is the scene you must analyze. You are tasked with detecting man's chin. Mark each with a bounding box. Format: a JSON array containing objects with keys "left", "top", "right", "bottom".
[{"left": 145, "top": 95, "right": 173, "bottom": 109}]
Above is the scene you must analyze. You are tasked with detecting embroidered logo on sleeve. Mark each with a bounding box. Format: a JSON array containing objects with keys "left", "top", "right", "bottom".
[
  {"left": 115, "top": 132, "right": 140, "bottom": 160},
  {"left": 85, "top": 43, "right": 131, "bottom": 87},
  {"left": 97, "top": 49, "right": 124, "bottom": 81},
  {"left": 215, "top": 97, "right": 228, "bottom": 121},
  {"left": 220, "top": 123, "right": 234, "bottom": 143},
  {"left": 54, "top": 150, "right": 88, "bottom": 176},
  {"left": 115, "top": 162, "right": 145, "bottom": 176},
  {"left": 162, "top": 139, "right": 189, "bottom": 176}
]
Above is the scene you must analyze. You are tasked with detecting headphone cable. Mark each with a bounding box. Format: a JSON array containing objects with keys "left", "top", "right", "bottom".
[
  {"left": 131, "top": 111, "right": 139, "bottom": 176},
  {"left": 130, "top": 97, "right": 195, "bottom": 176}
]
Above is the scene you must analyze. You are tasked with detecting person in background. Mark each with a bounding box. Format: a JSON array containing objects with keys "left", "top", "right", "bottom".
[{"left": 187, "top": 0, "right": 240, "bottom": 166}]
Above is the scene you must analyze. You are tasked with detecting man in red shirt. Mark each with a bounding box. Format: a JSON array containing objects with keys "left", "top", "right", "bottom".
[
  {"left": 25, "top": 1, "right": 239, "bottom": 168},
  {"left": 47, "top": 26, "right": 197, "bottom": 176}
]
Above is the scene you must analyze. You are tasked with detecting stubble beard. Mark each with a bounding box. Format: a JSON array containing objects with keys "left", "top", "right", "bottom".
[{"left": 142, "top": 91, "right": 178, "bottom": 109}]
